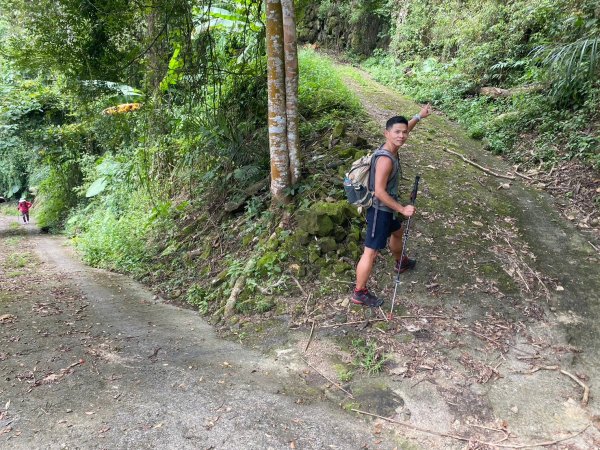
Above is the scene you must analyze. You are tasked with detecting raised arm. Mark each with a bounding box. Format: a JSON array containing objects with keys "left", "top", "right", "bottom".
[{"left": 407, "top": 103, "right": 432, "bottom": 132}]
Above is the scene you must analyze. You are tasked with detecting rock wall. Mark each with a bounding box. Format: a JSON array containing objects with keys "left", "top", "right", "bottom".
[{"left": 297, "top": 0, "right": 391, "bottom": 56}]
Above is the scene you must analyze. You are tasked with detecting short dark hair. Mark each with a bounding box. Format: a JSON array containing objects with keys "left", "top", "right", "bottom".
[{"left": 386, "top": 116, "right": 409, "bottom": 130}]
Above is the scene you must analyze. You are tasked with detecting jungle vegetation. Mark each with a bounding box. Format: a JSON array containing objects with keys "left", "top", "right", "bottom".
[
  {"left": 298, "top": 0, "right": 599, "bottom": 168},
  {"left": 0, "top": 0, "right": 598, "bottom": 317}
]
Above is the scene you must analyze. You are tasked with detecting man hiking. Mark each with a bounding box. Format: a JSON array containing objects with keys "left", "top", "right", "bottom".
[{"left": 352, "top": 105, "right": 431, "bottom": 307}]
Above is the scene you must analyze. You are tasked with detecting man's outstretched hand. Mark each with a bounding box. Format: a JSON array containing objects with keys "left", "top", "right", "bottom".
[{"left": 420, "top": 103, "right": 432, "bottom": 119}]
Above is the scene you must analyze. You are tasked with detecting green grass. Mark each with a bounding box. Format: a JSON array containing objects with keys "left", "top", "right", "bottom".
[
  {"left": 362, "top": 54, "right": 600, "bottom": 169},
  {"left": 4, "top": 237, "right": 21, "bottom": 246},
  {"left": 67, "top": 190, "right": 156, "bottom": 275},
  {"left": 334, "top": 363, "right": 354, "bottom": 382},
  {"left": 298, "top": 48, "right": 364, "bottom": 132},
  {"left": 0, "top": 202, "right": 20, "bottom": 216},
  {"left": 351, "top": 338, "right": 388, "bottom": 375},
  {"left": 6, "top": 270, "right": 25, "bottom": 278},
  {"left": 5, "top": 253, "right": 29, "bottom": 269}
]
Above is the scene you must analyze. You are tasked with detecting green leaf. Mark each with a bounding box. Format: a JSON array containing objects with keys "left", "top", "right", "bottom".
[
  {"left": 85, "top": 177, "right": 108, "bottom": 198},
  {"left": 160, "top": 44, "right": 185, "bottom": 91}
]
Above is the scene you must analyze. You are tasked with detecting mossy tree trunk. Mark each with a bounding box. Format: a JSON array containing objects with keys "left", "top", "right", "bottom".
[
  {"left": 282, "top": 0, "right": 300, "bottom": 186},
  {"left": 266, "top": 0, "right": 300, "bottom": 205},
  {"left": 266, "top": 0, "right": 290, "bottom": 204}
]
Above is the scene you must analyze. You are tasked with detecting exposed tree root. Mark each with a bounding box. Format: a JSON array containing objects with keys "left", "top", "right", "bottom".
[{"left": 224, "top": 258, "right": 255, "bottom": 318}]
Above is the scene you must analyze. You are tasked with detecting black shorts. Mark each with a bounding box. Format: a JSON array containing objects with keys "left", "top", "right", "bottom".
[{"left": 364, "top": 207, "right": 402, "bottom": 250}]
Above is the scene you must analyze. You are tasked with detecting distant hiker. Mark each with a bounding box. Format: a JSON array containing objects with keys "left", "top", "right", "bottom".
[
  {"left": 18, "top": 198, "right": 32, "bottom": 224},
  {"left": 352, "top": 105, "right": 431, "bottom": 307}
]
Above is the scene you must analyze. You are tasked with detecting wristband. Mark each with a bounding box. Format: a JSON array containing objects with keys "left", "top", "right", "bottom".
[{"left": 413, "top": 114, "right": 421, "bottom": 122}]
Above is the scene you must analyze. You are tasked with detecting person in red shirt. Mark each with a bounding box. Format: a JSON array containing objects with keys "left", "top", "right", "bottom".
[{"left": 17, "top": 198, "right": 33, "bottom": 224}]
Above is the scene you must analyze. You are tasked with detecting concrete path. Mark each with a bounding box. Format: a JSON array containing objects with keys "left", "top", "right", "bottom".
[{"left": 0, "top": 216, "right": 403, "bottom": 449}]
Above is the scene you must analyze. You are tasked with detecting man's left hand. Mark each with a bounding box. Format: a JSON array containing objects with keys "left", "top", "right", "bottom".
[{"left": 420, "top": 103, "right": 432, "bottom": 119}]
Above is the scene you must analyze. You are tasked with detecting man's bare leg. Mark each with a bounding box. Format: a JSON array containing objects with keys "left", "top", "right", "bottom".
[
  {"left": 355, "top": 247, "right": 378, "bottom": 290},
  {"left": 389, "top": 226, "right": 405, "bottom": 261}
]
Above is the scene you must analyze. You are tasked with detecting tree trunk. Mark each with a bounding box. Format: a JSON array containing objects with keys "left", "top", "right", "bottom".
[
  {"left": 266, "top": 0, "right": 290, "bottom": 204},
  {"left": 281, "top": 0, "right": 300, "bottom": 186}
]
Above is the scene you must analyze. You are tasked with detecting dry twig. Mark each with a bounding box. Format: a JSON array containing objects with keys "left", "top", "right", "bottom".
[
  {"left": 351, "top": 409, "right": 589, "bottom": 448},
  {"left": 291, "top": 275, "right": 308, "bottom": 298},
  {"left": 514, "top": 365, "right": 590, "bottom": 406},
  {"left": 443, "top": 148, "right": 516, "bottom": 180},
  {"left": 301, "top": 358, "right": 354, "bottom": 399},
  {"left": 304, "top": 321, "right": 316, "bottom": 353}
]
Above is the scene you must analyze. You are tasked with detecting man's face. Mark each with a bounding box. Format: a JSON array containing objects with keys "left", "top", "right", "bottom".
[{"left": 384, "top": 123, "right": 409, "bottom": 148}]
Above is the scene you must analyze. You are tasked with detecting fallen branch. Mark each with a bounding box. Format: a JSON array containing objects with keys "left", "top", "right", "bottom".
[
  {"left": 513, "top": 171, "right": 537, "bottom": 181},
  {"left": 301, "top": 357, "right": 354, "bottom": 398},
  {"left": 352, "top": 409, "right": 589, "bottom": 448},
  {"left": 291, "top": 275, "right": 308, "bottom": 298},
  {"left": 443, "top": 148, "right": 516, "bottom": 180},
  {"left": 514, "top": 365, "right": 590, "bottom": 406},
  {"left": 304, "top": 321, "right": 316, "bottom": 353}
]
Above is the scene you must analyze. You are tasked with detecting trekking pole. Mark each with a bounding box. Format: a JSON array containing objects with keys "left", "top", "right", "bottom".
[{"left": 389, "top": 175, "right": 420, "bottom": 320}]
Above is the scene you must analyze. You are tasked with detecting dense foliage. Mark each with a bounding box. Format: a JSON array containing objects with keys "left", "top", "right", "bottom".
[
  {"left": 1, "top": 0, "right": 269, "bottom": 227},
  {"left": 1, "top": 0, "right": 597, "bottom": 316},
  {"left": 0, "top": 1, "right": 366, "bottom": 316},
  {"left": 299, "top": 0, "right": 599, "bottom": 169}
]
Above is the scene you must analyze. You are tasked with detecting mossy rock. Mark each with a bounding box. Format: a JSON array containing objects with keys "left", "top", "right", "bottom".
[
  {"left": 256, "top": 251, "right": 279, "bottom": 275},
  {"left": 344, "top": 241, "right": 361, "bottom": 260},
  {"left": 211, "top": 269, "right": 229, "bottom": 287},
  {"left": 318, "top": 236, "right": 338, "bottom": 254},
  {"left": 334, "top": 225, "right": 347, "bottom": 242},
  {"left": 292, "top": 229, "right": 310, "bottom": 246},
  {"left": 319, "top": 266, "right": 334, "bottom": 279},
  {"left": 348, "top": 133, "right": 369, "bottom": 149},
  {"left": 335, "top": 146, "right": 358, "bottom": 159},
  {"left": 201, "top": 244, "right": 212, "bottom": 259},
  {"left": 348, "top": 224, "right": 361, "bottom": 243},
  {"left": 333, "top": 261, "right": 353, "bottom": 274},
  {"left": 298, "top": 210, "right": 335, "bottom": 237},
  {"left": 308, "top": 244, "right": 321, "bottom": 264},
  {"left": 265, "top": 236, "right": 281, "bottom": 252},
  {"left": 354, "top": 150, "right": 369, "bottom": 160},
  {"left": 288, "top": 245, "right": 309, "bottom": 262},
  {"left": 332, "top": 121, "right": 346, "bottom": 139}
]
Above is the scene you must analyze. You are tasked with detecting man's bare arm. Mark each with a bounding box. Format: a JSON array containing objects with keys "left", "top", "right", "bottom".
[
  {"left": 373, "top": 158, "right": 414, "bottom": 217},
  {"left": 407, "top": 104, "right": 432, "bottom": 133}
]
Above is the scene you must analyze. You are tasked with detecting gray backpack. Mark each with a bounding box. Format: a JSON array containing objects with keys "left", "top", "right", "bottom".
[
  {"left": 343, "top": 147, "right": 399, "bottom": 208},
  {"left": 343, "top": 152, "right": 374, "bottom": 208}
]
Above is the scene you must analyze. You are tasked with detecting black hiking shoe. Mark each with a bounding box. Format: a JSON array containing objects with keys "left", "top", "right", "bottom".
[
  {"left": 352, "top": 289, "right": 384, "bottom": 308},
  {"left": 395, "top": 255, "right": 416, "bottom": 274}
]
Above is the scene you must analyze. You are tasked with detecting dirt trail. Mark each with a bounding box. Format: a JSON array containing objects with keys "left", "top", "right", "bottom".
[
  {"left": 0, "top": 216, "right": 405, "bottom": 449},
  {"left": 283, "top": 66, "right": 600, "bottom": 449}
]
